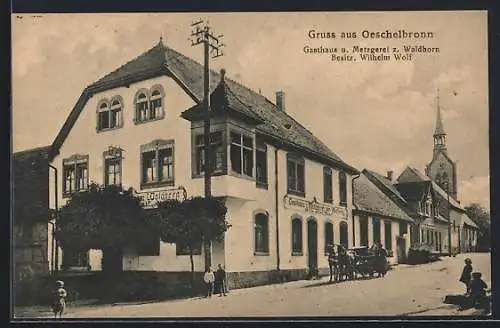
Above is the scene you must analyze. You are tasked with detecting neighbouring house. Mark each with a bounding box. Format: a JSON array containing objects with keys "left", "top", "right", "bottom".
[
  {"left": 352, "top": 170, "right": 415, "bottom": 265},
  {"left": 45, "top": 38, "right": 359, "bottom": 293},
  {"left": 13, "top": 145, "right": 57, "bottom": 305}
]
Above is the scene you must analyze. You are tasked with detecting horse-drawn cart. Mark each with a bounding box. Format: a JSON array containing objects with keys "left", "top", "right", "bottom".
[{"left": 349, "top": 246, "right": 389, "bottom": 279}]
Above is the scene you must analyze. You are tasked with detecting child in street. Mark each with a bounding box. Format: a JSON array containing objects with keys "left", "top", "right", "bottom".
[
  {"left": 459, "top": 258, "right": 473, "bottom": 295},
  {"left": 215, "top": 264, "right": 227, "bottom": 297},
  {"left": 203, "top": 267, "right": 215, "bottom": 298},
  {"left": 51, "top": 280, "right": 67, "bottom": 319},
  {"left": 469, "top": 272, "right": 489, "bottom": 307}
]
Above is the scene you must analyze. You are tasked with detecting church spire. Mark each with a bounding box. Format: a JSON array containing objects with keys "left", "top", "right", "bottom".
[{"left": 433, "top": 88, "right": 447, "bottom": 154}]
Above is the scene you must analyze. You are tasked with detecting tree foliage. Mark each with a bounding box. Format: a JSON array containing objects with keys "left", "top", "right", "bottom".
[
  {"left": 464, "top": 203, "right": 491, "bottom": 249},
  {"left": 151, "top": 196, "right": 230, "bottom": 273},
  {"left": 55, "top": 183, "right": 154, "bottom": 252}
]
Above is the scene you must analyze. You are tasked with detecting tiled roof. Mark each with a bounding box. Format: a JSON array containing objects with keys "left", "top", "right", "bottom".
[
  {"left": 51, "top": 40, "right": 358, "bottom": 174},
  {"left": 353, "top": 173, "right": 413, "bottom": 222},
  {"left": 363, "top": 170, "right": 408, "bottom": 205}
]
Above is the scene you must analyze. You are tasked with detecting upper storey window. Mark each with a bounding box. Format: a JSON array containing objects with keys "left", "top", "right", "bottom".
[
  {"left": 134, "top": 85, "right": 165, "bottom": 124},
  {"left": 63, "top": 154, "right": 89, "bottom": 197},
  {"left": 97, "top": 97, "right": 123, "bottom": 131},
  {"left": 287, "top": 154, "right": 305, "bottom": 197}
]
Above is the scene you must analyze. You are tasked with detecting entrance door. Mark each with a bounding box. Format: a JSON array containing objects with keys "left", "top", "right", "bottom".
[
  {"left": 396, "top": 236, "right": 406, "bottom": 263},
  {"left": 307, "top": 219, "right": 318, "bottom": 277},
  {"left": 339, "top": 222, "right": 349, "bottom": 248}
]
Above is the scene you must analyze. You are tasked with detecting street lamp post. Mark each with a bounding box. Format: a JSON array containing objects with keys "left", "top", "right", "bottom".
[{"left": 48, "top": 164, "right": 59, "bottom": 272}]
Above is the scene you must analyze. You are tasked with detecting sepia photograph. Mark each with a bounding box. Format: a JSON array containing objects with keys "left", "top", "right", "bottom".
[{"left": 11, "top": 11, "right": 491, "bottom": 319}]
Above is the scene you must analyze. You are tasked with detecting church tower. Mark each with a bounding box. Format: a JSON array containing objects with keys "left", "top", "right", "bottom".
[{"left": 426, "top": 89, "right": 458, "bottom": 199}]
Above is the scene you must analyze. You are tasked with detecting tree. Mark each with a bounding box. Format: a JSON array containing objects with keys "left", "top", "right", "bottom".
[
  {"left": 152, "top": 196, "right": 230, "bottom": 279},
  {"left": 55, "top": 183, "right": 154, "bottom": 272},
  {"left": 464, "top": 203, "right": 491, "bottom": 250}
]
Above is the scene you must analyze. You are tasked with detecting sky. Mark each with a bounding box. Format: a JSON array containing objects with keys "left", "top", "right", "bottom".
[{"left": 11, "top": 11, "right": 489, "bottom": 209}]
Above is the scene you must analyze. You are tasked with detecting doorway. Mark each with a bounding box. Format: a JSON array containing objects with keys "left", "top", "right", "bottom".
[
  {"left": 307, "top": 219, "right": 318, "bottom": 277},
  {"left": 396, "top": 236, "right": 406, "bottom": 263},
  {"left": 339, "top": 221, "right": 349, "bottom": 248}
]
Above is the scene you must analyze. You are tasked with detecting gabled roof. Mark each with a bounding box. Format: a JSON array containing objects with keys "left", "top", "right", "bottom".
[
  {"left": 463, "top": 214, "right": 480, "bottom": 229},
  {"left": 353, "top": 173, "right": 413, "bottom": 222},
  {"left": 50, "top": 40, "right": 358, "bottom": 174},
  {"left": 395, "top": 181, "right": 431, "bottom": 201},
  {"left": 396, "top": 166, "right": 463, "bottom": 211}
]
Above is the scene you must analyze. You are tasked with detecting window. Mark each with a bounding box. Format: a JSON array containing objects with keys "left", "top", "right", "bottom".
[
  {"left": 97, "top": 98, "right": 123, "bottom": 131},
  {"left": 135, "top": 91, "right": 149, "bottom": 123},
  {"left": 230, "top": 131, "right": 253, "bottom": 177},
  {"left": 339, "top": 221, "right": 349, "bottom": 248},
  {"left": 323, "top": 167, "right": 333, "bottom": 203},
  {"left": 287, "top": 154, "right": 305, "bottom": 196},
  {"left": 137, "top": 237, "right": 160, "bottom": 256},
  {"left": 426, "top": 230, "right": 431, "bottom": 245},
  {"left": 339, "top": 171, "right": 347, "bottom": 205},
  {"left": 176, "top": 241, "right": 202, "bottom": 256},
  {"left": 384, "top": 221, "right": 392, "bottom": 251},
  {"left": 254, "top": 213, "right": 269, "bottom": 254},
  {"left": 62, "top": 155, "right": 89, "bottom": 196},
  {"left": 422, "top": 196, "right": 432, "bottom": 216},
  {"left": 103, "top": 147, "right": 123, "bottom": 187},
  {"left": 141, "top": 140, "right": 174, "bottom": 187},
  {"left": 256, "top": 138, "right": 268, "bottom": 187},
  {"left": 324, "top": 221, "right": 334, "bottom": 252},
  {"left": 360, "top": 216, "right": 369, "bottom": 247},
  {"left": 399, "top": 222, "right": 408, "bottom": 236},
  {"left": 434, "top": 231, "right": 439, "bottom": 251},
  {"left": 62, "top": 248, "right": 89, "bottom": 269},
  {"left": 149, "top": 87, "right": 164, "bottom": 120},
  {"left": 373, "top": 218, "right": 381, "bottom": 243},
  {"left": 194, "top": 131, "right": 225, "bottom": 175},
  {"left": 291, "top": 217, "right": 303, "bottom": 255}
]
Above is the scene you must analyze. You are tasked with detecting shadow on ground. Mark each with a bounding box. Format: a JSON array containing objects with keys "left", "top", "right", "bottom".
[
  {"left": 443, "top": 294, "right": 491, "bottom": 315},
  {"left": 301, "top": 275, "right": 385, "bottom": 288}
]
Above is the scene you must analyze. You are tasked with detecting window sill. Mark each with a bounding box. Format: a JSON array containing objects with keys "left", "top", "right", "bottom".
[
  {"left": 192, "top": 170, "right": 227, "bottom": 179},
  {"left": 253, "top": 251, "right": 269, "bottom": 256},
  {"left": 97, "top": 125, "right": 123, "bottom": 133},
  {"left": 229, "top": 170, "right": 254, "bottom": 181},
  {"left": 140, "top": 180, "right": 175, "bottom": 190},
  {"left": 324, "top": 199, "right": 333, "bottom": 204},
  {"left": 287, "top": 190, "right": 306, "bottom": 198},
  {"left": 134, "top": 116, "right": 165, "bottom": 125},
  {"left": 176, "top": 253, "right": 202, "bottom": 257},
  {"left": 292, "top": 251, "right": 303, "bottom": 256},
  {"left": 256, "top": 182, "right": 268, "bottom": 189},
  {"left": 62, "top": 190, "right": 88, "bottom": 199},
  {"left": 339, "top": 201, "right": 348, "bottom": 207}
]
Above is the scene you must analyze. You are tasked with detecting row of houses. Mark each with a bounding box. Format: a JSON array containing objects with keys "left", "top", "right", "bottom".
[{"left": 13, "top": 39, "right": 480, "bottom": 295}]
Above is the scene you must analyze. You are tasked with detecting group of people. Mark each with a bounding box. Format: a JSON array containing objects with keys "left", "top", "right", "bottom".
[
  {"left": 459, "top": 258, "right": 490, "bottom": 307},
  {"left": 203, "top": 264, "right": 228, "bottom": 298}
]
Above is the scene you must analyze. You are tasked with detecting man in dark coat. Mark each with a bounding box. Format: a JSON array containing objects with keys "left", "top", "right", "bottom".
[{"left": 215, "top": 264, "right": 227, "bottom": 297}]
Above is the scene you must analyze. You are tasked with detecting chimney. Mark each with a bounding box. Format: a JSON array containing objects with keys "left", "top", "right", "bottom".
[
  {"left": 276, "top": 91, "right": 285, "bottom": 112},
  {"left": 387, "top": 170, "right": 394, "bottom": 182}
]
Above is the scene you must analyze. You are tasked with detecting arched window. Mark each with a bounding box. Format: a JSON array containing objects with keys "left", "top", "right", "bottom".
[
  {"left": 135, "top": 91, "right": 149, "bottom": 123},
  {"left": 254, "top": 212, "right": 269, "bottom": 254},
  {"left": 97, "top": 98, "right": 123, "bottom": 131},
  {"left": 339, "top": 221, "right": 349, "bottom": 248},
  {"left": 149, "top": 86, "right": 164, "bottom": 120},
  {"left": 109, "top": 98, "right": 123, "bottom": 128},
  {"left": 324, "top": 221, "right": 334, "bottom": 253},
  {"left": 291, "top": 217, "right": 303, "bottom": 255}
]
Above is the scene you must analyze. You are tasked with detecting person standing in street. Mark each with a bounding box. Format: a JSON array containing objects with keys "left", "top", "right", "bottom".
[
  {"left": 215, "top": 264, "right": 227, "bottom": 297},
  {"left": 459, "top": 258, "right": 473, "bottom": 295},
  {"left": 203, "top": 267, "right": 215, "bottom": 298}
]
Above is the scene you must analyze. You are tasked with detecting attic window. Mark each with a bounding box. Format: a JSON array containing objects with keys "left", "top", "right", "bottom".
[
  {"left": 283, "top": 123, "right": 292, "bottom": 129},
  {"left": 134, "top": 86, "right": 165, "bottom": 124}
]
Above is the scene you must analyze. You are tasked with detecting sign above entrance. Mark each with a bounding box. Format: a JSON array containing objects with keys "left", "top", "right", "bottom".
[
  {"left": 283, "top": 195, "right": 347, "bottom": 218},
  {"left": 136, "top": 186, "right": 188, "bottom": 209}
]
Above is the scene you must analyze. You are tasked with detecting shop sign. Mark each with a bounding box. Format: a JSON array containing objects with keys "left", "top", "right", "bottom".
[
  {"left": 136, "top": 186, "right": 187, "bottom": 209},
  {"left": 283, "top": 195, "right": 347, "bottom": 218}
]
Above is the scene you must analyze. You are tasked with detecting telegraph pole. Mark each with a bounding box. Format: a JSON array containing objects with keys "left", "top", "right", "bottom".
[
  {"left": 189, "top": 19, "right": 224, "bottom": 269},
  {"left": 447, "top": 181, "right": 452, "bottom": 257}
]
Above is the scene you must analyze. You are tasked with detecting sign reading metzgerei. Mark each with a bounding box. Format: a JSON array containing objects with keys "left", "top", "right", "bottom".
[
  {"left": 136, "top": 186, "right": 188, "bottom": 209},
  {"left": 283, "top": 194, "right": 347, "bottom": 218}
]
